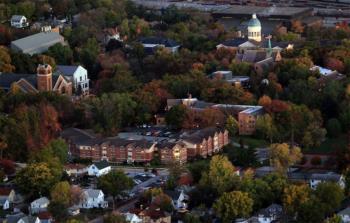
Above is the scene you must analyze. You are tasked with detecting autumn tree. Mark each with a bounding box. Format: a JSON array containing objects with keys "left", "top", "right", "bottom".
[
  {"left": 269, "top": 143, "right": 302, "bottom": 173},
  {"left": 152, "top": 193, "right": 174, "bottom": 212},
  {"left": 165, "top": 105, "right": 187, "bottom": 130},
  {"left": 282, "top": 184, "right": 310, "bottom": 217},
  {"left": 0, "top": 46, "right": 15, "bottom": 72},
  {"left": 225, "top": 115, "right": 239, "bottom": 136},
  {"left": 50, "top": 181, "right": 71, "bottom": 206},
  {"left": 15, "top": 162, "right": 58, "bottom": 197},
  {"left": 98, "top": 170, "right": 134, "bottom": 210},
  {"left": 213, "top": 191, "right": 253, "bottom": 223},
  {"left": 291, "top": 20, "right": 305, "bottom": 34},
  {"left": 256, "top": 114, "right": 277, "bottom": 143},
  {"left": 200, "top": 155, "right": 239, "bottom": 194}
]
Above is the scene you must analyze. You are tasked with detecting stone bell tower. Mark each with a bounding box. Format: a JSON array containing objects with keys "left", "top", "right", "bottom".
[{"left": 37, "top": 64, "right": 52, "bottom": 92}]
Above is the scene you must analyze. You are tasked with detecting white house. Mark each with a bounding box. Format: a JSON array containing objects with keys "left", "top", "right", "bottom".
[
  {"left": 88, "top": 160, "right": 111, "bottom": 177},
  {"left": 0, "top": 188, "right": 15, "bottom": 210},
  {"left": 11, "top": 15, "right": 29, "bottom": 28},
  {"left": 309, "top": 172, "right": 345, "bottom": 190},
  {"left": 64, "top": 163, "right": 88, "bottom": 177},
  {"left": 164, "top": 190, "right": 189, "bottom": 211},
  {"left": 79, "top": 189, "right": 108, "bottom": 209},
  {"left": 30, "top": 197, "right": 50, "bottom": 214},
  {"left": 257, "top": 204, "right": 283, "bottom": 223},
  {"left": 338, "top": 207, "right": 350, "bottom": 223},
  {"left": 124, "top": 212, "right": 142, "bottom": 223},
  {"left": 6, "top": 212, "right": 40, "bottom": 223},
  {"left": 56, "top": 65, "right": 89, "bottom": 95}
]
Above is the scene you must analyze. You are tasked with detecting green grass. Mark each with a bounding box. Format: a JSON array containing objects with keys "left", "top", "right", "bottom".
[
  {"left": 231, "top": 136, "right": 269, "bottom": 148},
  {"left": 311, "top": 134, "right": 348, "bottom": 153}
]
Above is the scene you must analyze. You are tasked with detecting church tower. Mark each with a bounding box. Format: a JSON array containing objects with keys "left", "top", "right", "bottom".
[
  {"left": 247, "top": 14, "right": 262, "bottom": 42},
  {"left": 37, "top": 64, "right": 52, "bottom": 92}
]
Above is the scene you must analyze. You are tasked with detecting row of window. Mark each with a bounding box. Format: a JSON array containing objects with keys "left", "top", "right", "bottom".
[{"left": 248, "top": 31, "right": 261, "bottom": 37}]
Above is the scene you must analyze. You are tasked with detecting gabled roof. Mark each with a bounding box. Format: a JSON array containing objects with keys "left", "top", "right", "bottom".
[
  {"left": 139, "top": 37, "right": 179, "bottom": 48},
  {"left": 338, "top": 207, "right": 350, "bottom": 216},
  {"left": 11, "top": 32, "right": 64, "bottom": 53},
  {"left": 83, "top": 189, "right": 102, "bottom": 198},
  {"left": 11, "top": 15, "right": 26, "bottom": 22},
  {"left": 310, "top": 173, "right": 342, "bottom": 181},
  {"left": 0, "top": 73, "right": 35, "bottom": 90},
  {"left": 6, "top": 212, "right": 26, "bottom": 223},
  {"left": 31, "top": 197, "right": 49, "bottom": 205},
  {"left": 92, "top": 160, "right": 110, "bottom": 170},
  {"left": 258, "top": 203, "right": 283, "bottom": 218},
  {"left": 220, "top": 38, "right": 248, "bottom": 47},
  {"left": 164, "top": 190, "right": 181, "bottom": 200},
  {"left": 56, "top": 65, "right": 82, "bottom": 76},
  {"left": 19, "top": 216, "right": 39, "bottom": 223}
]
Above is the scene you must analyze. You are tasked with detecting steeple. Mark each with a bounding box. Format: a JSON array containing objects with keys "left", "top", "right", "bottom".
[{"left": 266, "top": 35, "right": 272, "bottom": 57}]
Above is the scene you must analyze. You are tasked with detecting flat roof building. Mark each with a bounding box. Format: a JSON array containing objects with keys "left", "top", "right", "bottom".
[{"left": 11, "top": 31, "right": 65, "bottom": 55}]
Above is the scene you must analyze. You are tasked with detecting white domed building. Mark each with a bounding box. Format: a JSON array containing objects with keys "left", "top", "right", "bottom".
[{"left": 247, "top": 14, "right": 262, "bottom": 42}]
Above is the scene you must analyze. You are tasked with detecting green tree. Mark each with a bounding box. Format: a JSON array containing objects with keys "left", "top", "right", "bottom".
[
  {"left": 240, "top": 178, "right": 273, "bottom": 210},
  {"left": 79, "top": 38, "right": 100, "bottom": 72},
  {"left": 213, "top": 191, "right": 253, "bottom": 223},
  {"left": 45, "top": 139, "right": 69, "bottom": 164},
  {"left": 269, "top": 143, "right": 302, "bottom": 173},
  {"left": 15, "top": 162, "right": 57, "bottom": 197},
  {"left": 47, "top": 44, "right": 73, "bottom": 64},
  {"left": 152, "top": 193, "right": 174, "bottom": 212},
  {"left": 183, "top": 213, "right": 201, "bottom": 223},
  {"left": 50, "top": 181, "right": 71, "bottom": 207},
  {"left": 326, "top": 118, "right": 342, "bottom": 138},
  {"left": 200, "top": 155, "right": 239, "bottom": 194},
  {"left": 104, "top": 213, "right": 127, "bottom": 223},
  {"left": 256, "top": 114, "right": 277, "bottom": 143},
  {"left": 48, "top": 200, "right": 68, "bottom": 220},
  {"left": 225, "top": 115, "right": 239, "bottom": 136},
  {"left": 98, "top": 170, "right": 134, "bottom": 210},
  {"left": 165, "top": 105, "right": 187, "bottom": 129},
  {"left": 296, "top": 197, "right": 326, "bottom": 223},
  {"left": 262, "top": 173, "right": 288, "bottom": 203},
  {"left": 314, "top": 182, "right": 344, "bottom": 215}
]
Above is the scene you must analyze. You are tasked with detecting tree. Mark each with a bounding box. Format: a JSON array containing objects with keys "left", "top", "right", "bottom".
[
  {"left": 165, "top": 105, "right": 187, "bottom": 129},
  {"left": 225, "top": 115, "right": 239, "bottom": 136},
  {"left": 282, "top": 184, "right": 310, "bottom": 216},
  {"left": 188, "top": 160, "right": 209, "bottom": 183},
  {"left": 200, "top": 155, "right": 238, "bottom": 194},
  {"left": 296, "top": 197, "right": 326, "bottom": 223},
  {"left": 142, "top": 188, "right": 163, "bottom": 203},
  {"left": 326, "top": 118, "right": 342, "bottom": 138},
  {"left": 47, "top": 44, "right": 73, "bottom": 64},
  {"left": 213, "top": 191, "right": 253, "bottom": 223},
  {"left": 262, "top": 173, "right": 288, "bottom": 203},
  {"left": 15, "top": 162, "right": 57, "bottom": 197},
  {"left": 0, "top": 46, "right": 15, "bottom": 72},
  {"left": 50, "top": 181, "right": 71, "bottom": 207},
  {"left": 48, "top": 200, "right": 68, "bottom": 220},
  {"left": 0, "top": 137, "right": 7, "bottom": 160},
  {"left": 152, "top": 193, "right": 174, "bottom": 212},
  {"left": 325, "top": 215, "right": 342, "bottom": 223},
  {"left": 98, "top": 170, "right": 134, "bottom": 210},
  {"left": 240, "top": 178, "right": 273, "bottom": 210},
  {"left": 45, "top": 139, "right": 68, "bottom": 164},
  {"left": 256, "top": 114, "right": 277, "bottom": 143},
  {"left": 269, "top": 143, "right": 302, "bottom": 173},
  {"left": 183, "top": 213, "right": 201, "bottom": 223},
  {"left": 104, "top": 213, "right": 127, "bottom": 223},
  {"left": 314, "top": 182, "right": 344, "bottom": 215}
]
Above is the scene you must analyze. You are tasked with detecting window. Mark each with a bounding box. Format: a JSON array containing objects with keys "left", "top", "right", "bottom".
[{"left": 80, "top": 76, "right": 82, "bottom": 81}]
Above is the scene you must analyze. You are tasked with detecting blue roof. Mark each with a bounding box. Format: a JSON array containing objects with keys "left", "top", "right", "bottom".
[
  {"left": 56, "top": 65, "right": 80, "bottom": 76},
  {"left": 248, "top": 14, "right": 261, "bottom": 27}
]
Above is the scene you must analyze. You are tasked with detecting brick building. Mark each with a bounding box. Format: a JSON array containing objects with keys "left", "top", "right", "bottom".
[{"left": 61, "top": 127, "right": 229, "bottom": 163}]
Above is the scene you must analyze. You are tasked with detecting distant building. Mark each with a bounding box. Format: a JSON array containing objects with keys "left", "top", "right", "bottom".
[
  {"left": 310, "top": 65, "right": 345, "bottom": 88},
  {"left": 337, "top": 207, "right": 350, "bottom": 223},
  {"left": 309, "top": 172, "right": 345, "bottom": 189},
  {"left": 167, "top": 98, "right": 264, "bottom": 135},
  {"left": 257, "top": 204, "right": 284, "bottom": 223},
  {"left": 211, "top": 71, "right": 251, "bottom": 89},
  {"left": 56, "top": 65, "right": 89, "bottom": 95},
  {"left": 139, "top": 37, "right": 180, "bottom": 54},
  {"left": 10, "top": 15, "right": 28, "bottom": 28},
  {"left": 11, "top": 31, "right": 65, "bottom": 55},
  {"left": 0, "top": 64, "right": 73, "bottom": 95}
]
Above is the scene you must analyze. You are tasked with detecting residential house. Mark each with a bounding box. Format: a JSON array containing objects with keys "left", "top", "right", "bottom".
[
  {"left": 0, "top": 64, "right": 73, "bottom": 95},
  {"left": 124, "top": 212, "right": 142, "bottom": 223},
  {"left": 0, "top": 188, "right": 15, "bottom": 210},
  {"left": 337, "top": 207, "right": 350, "bottom": 223},
  {"left": 10, "top": 15, "right": 29, "bottom": 28},
  {"left": 256, "top": 204, "right": 283, "bottom": 223},
  {"left": 79, "top": 189, "right": 108, "bottom": 209},
  {"left": 139, "top": 37, "right": 180, "bottom": 54},
  {"left": 56, "top": 65, "right": 89, "bottom": 95},
  {"left": 157, "top": 141, "right": 187, "bottom": 164},
  {"left": 103, "top": 27, "right": 122, "bottom": 44},
  {"left": 211, "top": 71, "right": 250, "bottom": 89},
  {"left": 164, "top": 190, "right": 189, "bottom": 211},
  {"left": 11, "top": 31, "right": 65, "bottom": 55},
  {"left": 309, "top": 172, "right": 345, "bottom": 189},
  {"left": 64, "top": 163, "right": 88, "bottom": 177},
  {"left": 310, "top": 65, "right": 345, "bottom": 88},
  {"left": 37, "top": 212, "right": 53, "bottom": 223},
  {"left": 6, "top": 212, "right": 40, "bottom": 223},
  {"left": 87, "top": 160, "right": 111, "bottom": 177},
  {"left": 30, "top": 197, "right": 50, "bottom": 214},
  {"left": 132, "top": 207, "right": 171, "bottom": 223}
]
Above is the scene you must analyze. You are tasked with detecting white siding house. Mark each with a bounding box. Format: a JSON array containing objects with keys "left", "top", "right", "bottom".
[
  {"left": 30, "top": 197, "right": 50, "bottom": 214},
  {"left": 11, "top": 15, "right": 28, "bottom": 28},
  {"left": 56, "top": 65, "right": 89, "bottom": 95},
  {"left": 79, "top": 189, "right": 108, "bottom": 209},
  {"left": 309, "top": 173, "right": 345, "bottom": 189},
  {"left": 338, "top": 207, "right": 350, "bottom": 223},
  {"left": 88, "top": 160, "right": 111, "bottom": 177}
]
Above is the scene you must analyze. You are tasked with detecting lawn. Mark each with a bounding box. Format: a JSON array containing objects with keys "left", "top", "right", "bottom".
[
  {"left": 231, "top": 136, "right": 269, "bottom": 149},
  {"left": 310, "top": 134, "right": 348, "bottom": 153}
]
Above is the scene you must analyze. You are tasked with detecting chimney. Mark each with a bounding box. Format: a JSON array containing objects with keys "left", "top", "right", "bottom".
[{"left": 37, "top": 64, "right": 52, "bottom": 92}]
